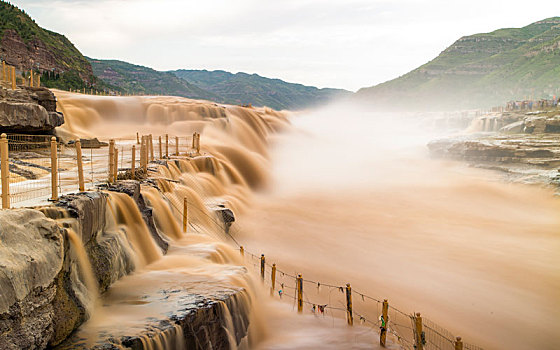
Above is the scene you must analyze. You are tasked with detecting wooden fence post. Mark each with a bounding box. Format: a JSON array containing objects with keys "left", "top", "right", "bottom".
[
  {"left": 159, "top": 136, "right": 162, "bottom": 159},
  {"left": 1, "top": 133, "right": 9, "bottom": 209},
  {"left": 271, "top": 263, "right": 276, "bottom": 295},
  {"left": 346, "top": 283, "right": 353, "bottom": 325},
  {"left": 196, "top": 133, "right": 200, "bottom": 153},
  {"left": 50, "top": 137, "right": 58, "bottom": 200},
  {"left": 455, "top": 337, "right": 463, "bottom": 350},
  {"left": 75, "top": 139, "right": 84, "bottom": 191},
  {"left": 192, "top": 132, "right": 196, "bottom": 149},
  {"left": 380, "top": 299, "right": 389, "bottom": 346},
  {"left": 149, "top": 134, "right": 154, "bottom": 162},
  {"left": 240, "top": 246, "right": 244, "bottom": 257},
  {"left": 414, "top": 313, "right": 424, "bottom": 350},
  {"left": 131, "top": 145, "right": 136, "bottom": 179},
  {"left": 297, "top": 274, "right": 303, "bottom": 313},
  {"left": 260, "top": 254, "right": 265, "bottom": 280},
  {"left": 108, "top": 139, "right": 115, "bottom": 183},
  {"left": 11, "top": 66, "right": 15, "bottom": 90},
  {"left": 37, "top": 74, "right": 40, "bottom": 87},
  {"left": 139, "top": 137, "right": 144, "bottom": 171},
  {"left": 183, "top": 197, "right": 188, "bottom": 233},
  {"left": 113, "top": 148, "right": 119, "bottom": 182},
  {"left": 2, "top": 62, "right": 5, "bottom": 81},
  {"left": 136, "top": 132, "right": 140, "bottom": 144},
  {"left": 29, "top": 70, "right": 34, "bottom": 87},
  {"left": 140, "top": 136, "right": 144, "bottom": 171},
  {"left": 165, "top": 134, "right": 169, "bottom": 158},
  {"left": 142, "top": 136, "right": 148, "bottom": 173}
]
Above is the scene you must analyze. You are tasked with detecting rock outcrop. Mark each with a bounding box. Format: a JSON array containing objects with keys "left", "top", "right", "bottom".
[
  {"left": 0, "top": 86, "right": 64, "bottom": 133},
  {"left": 0, "top": 209, "right": 65, "bottom": 349},
  {"left": 0, "top": 181, "right": 252, "bottom": 349},
  {"left": 56, "top": 287, "right": 251, "bottom": 349},
  {"left": 100, "top": 180, "right": 169, "bottom": 254}
]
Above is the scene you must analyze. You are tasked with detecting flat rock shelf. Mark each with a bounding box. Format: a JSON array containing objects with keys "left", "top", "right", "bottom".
[{"left": 55, "top": 278, "right": 250, "bottom": 350}]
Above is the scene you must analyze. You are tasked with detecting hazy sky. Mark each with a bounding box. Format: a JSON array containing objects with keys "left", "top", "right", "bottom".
[{"left": 11, "top": 0, "right": 559, "bottom": 91}]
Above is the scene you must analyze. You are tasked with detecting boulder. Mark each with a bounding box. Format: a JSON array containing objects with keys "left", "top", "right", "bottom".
[
  {"left": 67, "top": 138, "right": 108, "bottom": 149},
  {"left": 0, "top": 86, "right": 64, "bottom": 133}
]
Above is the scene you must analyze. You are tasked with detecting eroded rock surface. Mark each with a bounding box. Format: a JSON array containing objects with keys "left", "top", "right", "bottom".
[
  {"left": 0, "top": 86, "right": 64, "bottom": 133},
  {"left": 0, "top": 209, "right": 64, "bottom": 349}
]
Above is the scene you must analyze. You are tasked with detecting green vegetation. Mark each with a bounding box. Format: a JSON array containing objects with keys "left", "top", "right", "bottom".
[
  {"left": 89, "top": 59, "right": 349, "bottom": 110},
  {"left": 0, "top": 1, "right": 347, "bottom": 109},
  {"left": 356, "top": 17, "right": 560, "bottom": 110},
  {"left": 171, "top": 70, "right": 350, "bottom": 110},
  {"left": 0, "top": 1, "right": 94, "bottom": 89},
  {"left": 88, "top": 58, "right": 219, "bottom": 100}
]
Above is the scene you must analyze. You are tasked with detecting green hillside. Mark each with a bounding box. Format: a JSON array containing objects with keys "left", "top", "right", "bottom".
[
  {"left": 88, "top": 58, "right": 219, "bottom": 100},
  {"left": 172, "top": 69, "right": 350, "bottom": 110},
  {"left": 356, "top": 17, "right": 560, "bottom": 110},
  {"left": 0, "top": 1, "right": 96, "bottom": 90}
]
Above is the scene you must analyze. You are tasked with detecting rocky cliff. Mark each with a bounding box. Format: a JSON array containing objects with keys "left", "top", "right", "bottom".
[
  {"left": 0, "top": 181, "right": 249, "bottom": 349},
  {"left": 356, "top": 17, "right": 560, "bottom": 110},
  {"left": 0, "top": 1, "right": 94, "bottom": 89},
  {"left": 0, "top": 85, "right": 63, "bottom": 133}
]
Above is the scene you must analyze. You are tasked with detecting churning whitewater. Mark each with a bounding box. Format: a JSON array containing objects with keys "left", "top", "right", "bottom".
[{"left": 49, "top": 92, "right": 560, "bottom": 350}]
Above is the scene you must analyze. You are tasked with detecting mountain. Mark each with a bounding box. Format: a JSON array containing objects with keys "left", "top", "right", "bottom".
[
  {"left": 88, "top": 58, "right": 220, "bottom": 100},
  {"left": 356, "top": 17, "right": 560, "bottom": 110},
  {"left": 0, "top": 1, "right": 96, "bottom": 90},
  {"left": 171, "top": 69, "right": 350, "bottom": 110},
  {"left": 0, "top": 1, "right": 348, "bottom": 110}
]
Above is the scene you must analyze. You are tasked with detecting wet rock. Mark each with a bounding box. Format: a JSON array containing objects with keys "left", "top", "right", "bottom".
[
  {"left": 54, "top": 192, "right": 136, "bottom": 293},
  {"left": 55, "top": 281, "right": 251, "bottom": 350},
  {"left": 0, "top": 209, "right": 64, "bottom": 349},
  {"left": 211, "top": 204, "right": 235, "bottom": 234},
  {"left": 500, "top": 120, "right": 525, "bottom": 134},
  {"left": 428, "top": 136, "right": 560, "bottom": 164},
  {"left": 102, "top": 180, "right": 169, "bottom": 254},
  {"left": 67, "top": 138, "right": 108, "bottom": 149}
]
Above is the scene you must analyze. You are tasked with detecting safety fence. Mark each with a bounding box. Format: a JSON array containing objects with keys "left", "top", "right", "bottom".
[
  {"left": 0, "top": 132, "right": 199, "bottom": 208},
  {"left": 0, "top": 131, "right": 484, "bottom": 350},
  {"left": 155, "top": 185, "right": 484, "bottom": 350},
  {"left": 237, "top": 246, "right": 482, "bottom": 350},
  {"left": 1, "top": 60, "right": 41, "bottom": 89}
]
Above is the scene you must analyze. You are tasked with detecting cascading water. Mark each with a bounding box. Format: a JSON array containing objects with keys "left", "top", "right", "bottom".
[
  {"left": 51, "top": 91, "right": 291, "bottom": 350},
  {"left": 51, "top": 91, "right": 560, "bottom": 350},
  {"left": 107, "top": 192, "right": 163, "bottom": 266},
  {"left": 66, "top": 229, "right": 100, "bottom": 315}
]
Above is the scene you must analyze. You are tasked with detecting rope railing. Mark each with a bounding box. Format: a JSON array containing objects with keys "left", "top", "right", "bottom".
[
  {"left": 150, "top": 175, "right": 478, "bottom": 350},
  {"left": 0, "top": 132, "right": 200, "bottom": 208},
  {"left": 0, "top": 131, "right": 482, "bottom": 350}
]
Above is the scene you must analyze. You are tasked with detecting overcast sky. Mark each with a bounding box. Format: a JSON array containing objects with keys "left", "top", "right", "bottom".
[{"left": 10, "top": 0, "right": 559, "bottom": 91}]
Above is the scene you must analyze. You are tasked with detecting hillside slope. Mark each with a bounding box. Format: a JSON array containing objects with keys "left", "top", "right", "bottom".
[
  {"left": 88, "top": 58, "right": 219, "bottom": 100},
  {"left": 356, "top": 17, "right": 560, "bottom": 110},
  {"left": 0, "top": 1, "right": 94, "bottom": 89},
  {"left": 171, "top": 69, "right": 350, "bottom": 110}
]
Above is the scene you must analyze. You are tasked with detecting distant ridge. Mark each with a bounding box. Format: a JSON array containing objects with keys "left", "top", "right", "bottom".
[
  {"left": 0, "top": 1, "right": 348, "bottom": 110},
  {"left": 356, "top": 17, "right": 560, "bottom": 111},
  {"left": 171, "top": 69, "right": 350, "bottom": 110},
  {"left": 88, "top": 58, "right": 220, "bottom": 101}
]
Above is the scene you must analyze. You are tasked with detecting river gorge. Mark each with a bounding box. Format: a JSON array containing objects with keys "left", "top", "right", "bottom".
[{"left": 0, "top": 92, "right": 558, "bottom": 350}]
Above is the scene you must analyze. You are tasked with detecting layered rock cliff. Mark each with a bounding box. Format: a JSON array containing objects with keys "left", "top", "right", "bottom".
[
  {"left": 357, "top": 17, "right": 560, "bottom": 110},
  {"left": 0, "top": 86, "right": 63, "bottom": 133}
]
